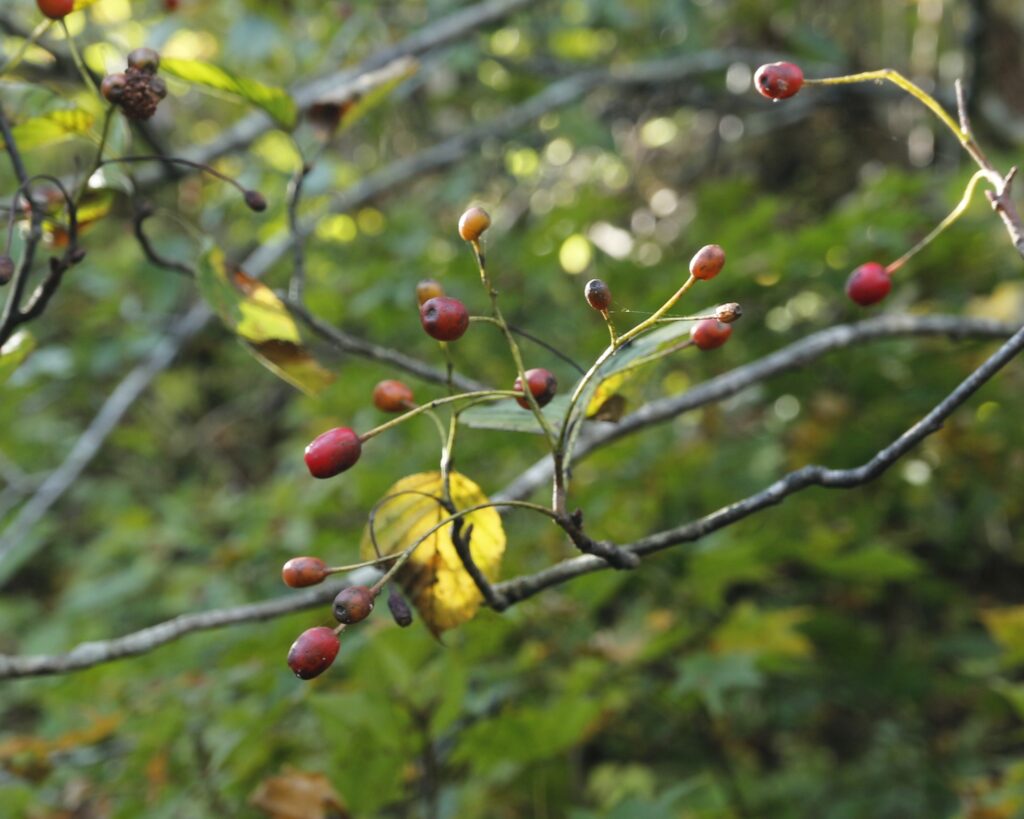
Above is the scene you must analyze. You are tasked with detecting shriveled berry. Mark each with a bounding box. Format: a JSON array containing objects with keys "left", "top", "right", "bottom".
[
  {"left": 514, "top": 368, "right": 558, "bottom": 409},
  {"left": 691, "top": 319, "right": 733, "bottom": 350},
  {"left": 845, "top": 262, "right": 891, "bottom": 306},
  {"left": 458, "top": 206, "right": 491, "bottom": 242},
  {"left": 281, "top": 556, "right": 329, "bottom": 588},
  {"left": 244, "top": 190, "right": 267, "bottom": 212},
  {"left": 304, "top": 426, "right": 362, "bottom": 478},
  {"left": 101, "top": 73, "right": 128, "bottom": 104},
  {"left": 333, "top": 585, "right": 376, "bottom": 624},
  {"left": 584, "top": 279, "right": 611, "bottom": 312},
  {"left": 420, "top": 296, "right": 469, "bottom": 341},
  {"left": 373, "top": 379, "right": 415, "bottom": 413},
  {"left": 388, "top": 588, "right": 413, "bottom": 627},
  {"left": 754, "top": 62, "right": 804, "bottom": 100},
  {"left": 715, "top": 302, "right": 743, "bottom": 323},
  {"left": 126, "top": 47, "right": 161, "bottom": 74},
  {"left": 0, "top": 256, "right": 15, "bottom": 285},
  {"left": 689, "top": 244, "right": 725, "bottom": 280},
  {"left": 287, "top": 626, "right": 340, "bottom": 680},
  {"left": 37, "top": 0, "right": 74, "bottom": 19},
  {"left": 149, "top": 76, "right": 168, "bottom": 100},
  {"left": 416, "top": 279, "right": 444, "bottom": 306}
]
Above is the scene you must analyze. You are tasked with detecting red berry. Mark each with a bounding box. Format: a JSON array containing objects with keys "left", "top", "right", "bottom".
[
  {"left": 416, "top": 279, "right": 444, "bottom": 306},
  {"left": 332, "top": 585, "right": 376, "bottom": 624},
  {"left": 754, "top": 62, "right": 804, "bottom": 100},
  {"left": 845, "top": 262, "right": 891, "bottom": 306},
  {"left": 304, "top": 426, "right": 362, "bottom": 478},
  {"left": 514, "top": 368, "right": 558, "bottom": 409},
  {"left": 689, "top": 244, "right": 725, "bottom": 280},
  {"left": 584, "top": 279, "right": 611, "bottom": 312},
  {"left": 420, "top": 296, "right": 469, "bottom": 341},
  {"left": 287, "top": 627, "right": 340, "bottom": 680},
  {"left": 372, "top": 379, "right": 414, "bottom": 412},
  {"left": 37, "top": 0, "right": 74, "bottom": 19},
  {"left": 458, "top": 207, "right": 491, "bottom": 242},
  {"left": 690, "top": 319, "right": 733, "bottom": 350},
  {"left": 281, "top": 556, "right": 329, "bottom": 588},
  {"left": 164, "top": 0, "right": 180, "bottom": 10}
]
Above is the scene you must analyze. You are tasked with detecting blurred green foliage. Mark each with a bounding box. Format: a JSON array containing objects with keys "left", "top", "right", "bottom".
[{"left": 2, "top": 0, "right": 1024, "bottom": 816}]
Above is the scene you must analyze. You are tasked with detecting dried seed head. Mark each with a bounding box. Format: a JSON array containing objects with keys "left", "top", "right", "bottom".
[{"left": 714, "top": 302, "right": 742, "bottom": 323}]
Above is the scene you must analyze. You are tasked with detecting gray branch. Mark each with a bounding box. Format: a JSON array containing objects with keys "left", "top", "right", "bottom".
[
  {"left": 494, "top": 313, "right": 1018, "bottom": 503},
  {"left": 1, "top": 314, "right": 1017, "bottom": 679},
  {"left": 494, "top": 319, "right": 1024, "bottom": 604}
]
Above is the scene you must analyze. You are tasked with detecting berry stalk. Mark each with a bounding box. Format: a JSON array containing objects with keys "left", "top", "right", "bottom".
[
  {"left": 357, "top": 389, "right": 523, "bottom": 443},
  {"left": 885, "top": 169, "right": 988, "bottom": 275}
]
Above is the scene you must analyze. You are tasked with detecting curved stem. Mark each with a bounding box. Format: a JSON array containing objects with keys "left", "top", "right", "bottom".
[
  {"left": 60, "top": 20, "right": 100, "bottom": 100},
  {"left": 885, "top": 170, "right": 988, "bottom": 274},
  {"left": 358, "top": 390, "right": 522, "bottom": 443},
  {"left": 0, "top": 18, "right": 52, "bottom": 77},
  {"left": 469, "top": 241, "right": 559, "bottom": 446}
]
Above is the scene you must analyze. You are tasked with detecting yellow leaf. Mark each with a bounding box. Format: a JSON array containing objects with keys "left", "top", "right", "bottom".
[
  {"left": 710, "top": 602, "right": 813, "bottom": 660},
  {"left": 360, "top": 471, "right": 505, "bottom": 634}
]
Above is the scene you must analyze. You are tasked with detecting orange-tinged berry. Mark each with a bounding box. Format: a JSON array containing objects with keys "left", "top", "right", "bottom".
[
  {"left": 689, "top": 244, "right": 725, "bottom": 280},
  {"left": 458, "top": 207, "right": 491, "bottom": 242}
]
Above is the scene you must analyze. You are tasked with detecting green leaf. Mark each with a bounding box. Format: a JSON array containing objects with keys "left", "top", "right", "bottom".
[
  {"left": 0, "top": 331, "right": 36, "bottom": 385},
  {"left": 195, "top": 245, "right": 334, "bottom": 395},
  {"left": 674, "top": 652, "right": 764, "bottom": 716},
  {"left": 459, "top": 393, "right": 570, "bottom": 435},
  {"left": 813, "top": 543, "right": 924, "bottom": 583},
  {"left": 9, "top": 108, "right": 95, "bottom": 150},
  {"left": 161, "top": 58, "right": 297, "bottom": 129}
]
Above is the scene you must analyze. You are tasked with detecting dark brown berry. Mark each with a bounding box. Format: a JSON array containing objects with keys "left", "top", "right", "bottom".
[
  {"left": 244, "top": 190, "right": 267, "bottom": 212},
  {"left": 691, "top": 319, "right": 732, "bottom": 350},
  {"left": 458, "top": 207, "right": 491, "bottom": 242},
  {"left": 281, "top": 556, "right": 329, "bottom": 588},
  {"left": 372, "top": 380, "right": 415, "bottom": 413},
  {"left": 0, "top": 256, "right": 15, "bottom": 285},
  {"left": 754, "top": 62, "right": 804, "bottom": 100},
  {"left": 101, "top": 73, "right": 128, "bottom": 104},
  {"left": 584, "top": 279, "right": 611, "bottom": 312},
  {"left": 126, "top": 47, "right": 161, "bottom": 74},
  {"left": 333, "top": 585, "right": 376, "bottom": 624},
  {"left": 304, "top": 426, "right": 362, "bottom": 478},
  {"left": 415, "top": 279, "right": 444, "bottom": 306},
  {"left": 689, "top": 244, "right": 725, "bottom": 280},
  {"left": 387, "top": 588, "right": 413, "bottom": 627},
  {"left": 287, "top": 626, "right": 340, "bottom": 679},
  {"left": 514, "top": 368, "right": 558, "bottom": 409},
  {"left": 119, "top": 72, "right": 164, "bottom": 121},
  {"left": 420, "top": 296, "right": 469, "bottom": 342}
]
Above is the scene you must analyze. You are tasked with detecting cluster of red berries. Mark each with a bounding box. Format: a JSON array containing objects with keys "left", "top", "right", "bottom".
[
  {"left": 101, "top": 48, "right": 167, "bottom": 122},
  {"left": 281, "top": 558, "right": 413, "bottom": 678}
]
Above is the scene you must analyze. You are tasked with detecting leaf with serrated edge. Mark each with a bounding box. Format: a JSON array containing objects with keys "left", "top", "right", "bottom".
[
  {"left": 360, "top": 471, "right": 505, "bottom": 634},
  {"left": 459, "top": 394, "right": 570, "bottom": 435}
]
